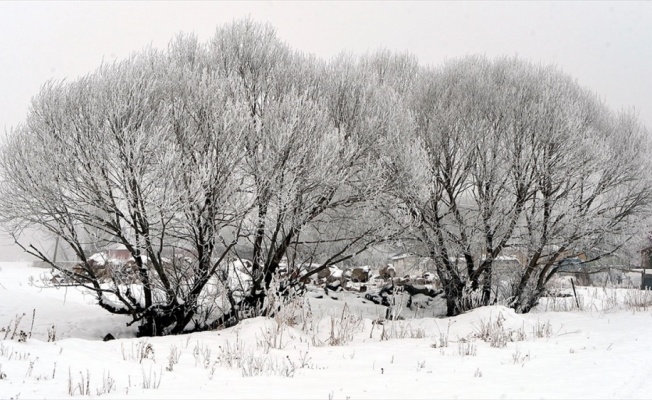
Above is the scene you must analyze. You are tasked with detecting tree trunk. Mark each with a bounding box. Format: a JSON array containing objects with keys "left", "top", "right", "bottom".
[
  {"left": 440, "top": 276, "right": 466, "bottom": 316},
  {"left": 481, "top": 266, "right": 492, "bottom": 306}
]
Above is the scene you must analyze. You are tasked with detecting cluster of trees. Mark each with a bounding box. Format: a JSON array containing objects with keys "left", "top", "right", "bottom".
[
  {"left": 1, "top": 19, "right": 650, "bottom": 335},
  {"left": 391, "top": 56, "right": 652, "bottom": 314}
]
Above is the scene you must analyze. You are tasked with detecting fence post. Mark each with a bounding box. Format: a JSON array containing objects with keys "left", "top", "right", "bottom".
[{"left": 571, "top": 278, "right": 580, "bottom": 308}]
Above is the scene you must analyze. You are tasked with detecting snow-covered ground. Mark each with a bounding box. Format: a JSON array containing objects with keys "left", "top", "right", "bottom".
[{"left": 2, "top": 262, "right": 652, "bottom": 399}]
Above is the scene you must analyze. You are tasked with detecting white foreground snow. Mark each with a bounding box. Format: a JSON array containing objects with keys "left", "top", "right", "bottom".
[{"left": 1, "top": 262, "right": 652, "bottom": 399}]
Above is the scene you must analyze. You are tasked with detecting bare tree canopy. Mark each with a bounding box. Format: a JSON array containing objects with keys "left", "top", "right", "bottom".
[
  {"left": 1, "top": 21, "right": 650, "bottom": 336},
  {"left": 0, "top": 19, "right": 399, "bottom": 335},
  {"left": 384, "top": 55, "right": 652, "bottom": 315}
]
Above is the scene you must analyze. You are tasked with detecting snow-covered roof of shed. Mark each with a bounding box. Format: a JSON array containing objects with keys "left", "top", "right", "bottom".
[{"left": 106, "top": 243, "right": 128, "bottom": 250}]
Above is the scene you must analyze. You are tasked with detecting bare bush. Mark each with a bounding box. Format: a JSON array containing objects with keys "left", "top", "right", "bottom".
[
  {"left": 326, "top": 304, "right": 364, "bottom": 346},
  {"left": 457, "top": 339, "right": 477, "bottom": 357},
  {"left": 623, "top": 288, "right": 652, "bottom": 311},
  {"left": 96, "top": 370, "right": 116, "bottom": 396},
  {"left": 68, "top": 369, "right": 90, "bottom": 396}
]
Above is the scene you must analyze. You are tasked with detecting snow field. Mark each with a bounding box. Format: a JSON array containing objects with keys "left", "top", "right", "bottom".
[{"left": 2, "top": 263, "right": 652, "bottom": 399}]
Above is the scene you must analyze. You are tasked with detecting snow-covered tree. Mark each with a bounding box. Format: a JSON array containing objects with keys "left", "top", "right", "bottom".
[
  {"left": 509, "top": 84, "right": 652, "bottom": 312},
  {"left": 0, "top": 20, "right": 410, "bottom": 334},
  {"left": 206, "top": 22, "right": 406, "bottom": 320},
  {"left": 385, "top": 55, "right": 652, "bottom": 316},
  {"left": 2, "top": 22, "right": 650, "bottom": 336},
  {"left": 0, "top": 34, "right": 252, "bottom": 336}
]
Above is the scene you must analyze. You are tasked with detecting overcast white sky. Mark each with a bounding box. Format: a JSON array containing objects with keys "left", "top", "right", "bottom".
[{"left": 0, "top": 0, "right": 651, "bottom": 260}]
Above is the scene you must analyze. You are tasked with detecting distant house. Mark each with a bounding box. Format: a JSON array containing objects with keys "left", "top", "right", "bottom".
[
  {"left": 105, "top": 243, "right": 132, "bottom": 260},
  {"left": 553, "top": 251, "right": 636, "bottom": 287},
  {"left": 388, "top": 253, "right": 434, "bottom": 275},
  {"left": 557, "top": 257, "right": 584, "bottom": 273},
  {"left": 489, "top": 255, "right": 521, "bottom": 280}
]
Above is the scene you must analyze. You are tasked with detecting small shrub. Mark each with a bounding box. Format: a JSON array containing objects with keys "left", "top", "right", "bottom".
[
  {"left": 514, "top": 323, "right": 527, "bottom": 342},
  {"left": 473, "top": 313, "right": 551, "bottom": 346},
  {"left": 68, "top": 368, "right": 90, "bottom": 396},
  {"left": 511, "top": 347, "right": 529, "bottom": 365},
  {"left": 325, "top": 303, "right": 363, "bottom": 346},
  {"left": 601, "top": 287, "right": 620, "bottom": 310},
  {"left": 533, "top": 319, "right": 552, "bottom": 339},
  {"left": 141, "top": 366, "right": 162, "bottom": 389},
  {"left": 47, "top": 325, "right": 57, "bottom": 342},
  {"left": 193, "top": 341, "right": 211, "bottom": 368},
  {"left": 543, "top": 293, "right": 585, "bottom": 312},
  {"left": 433, "top": 320, "right": 453, "bottom": 349},
  {"left": 258, "top": 276, "right": 305, "bottom": 352},
  {"left": 25, "top": 360, "right": 34, "bottom": 378},
  {"left": 380, "top": 319, "right": 426, "bottom": 341},
  {"left": 217, "top": 338, "right": 245, "bottom": 369},
  {"left": 139, "top": 342, "right": 155, "bottom": 363},
  {"left": 96, "top": 370, "right": 116, "bottom": 395},
  {"left": 166, "top": 345, "right": 181, "bottom": 372},
  {"left": 256, "top": 320, "right": 290, "bottom": 353},
  {"left": 239, "top": 353, "right": 267, "bottom": 377},
  {"left": 457, "top": 339, "right": 477, "bottom": 357},
  {"left": 1, "top": 313, "right": 28, "bottom": 342},
  {"left": 473, "top": 313, "right": 510, "bottom": 348},
  {"left": 215, "top": 335, "right": 300, "bottom": 378},
  {"left": 297, "top": 350, "right": 315, "bottom": 369},
  {"left": 238, "top": 351, "right": 296, "bottom": 378},
  {"left": 122, "top": 340, "right": 156, "bottom": 363},
  {"left": 623, "top": 288, "right": 652, "bottom": 311}
]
